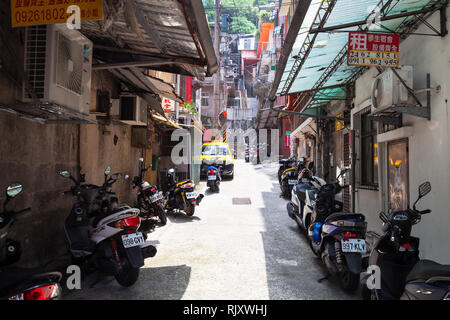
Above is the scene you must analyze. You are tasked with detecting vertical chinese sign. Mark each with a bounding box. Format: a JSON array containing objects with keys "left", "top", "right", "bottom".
[
  {"left": 347, "top": 32, "right": 399, "bottom": 68},
  {"left": 11, "top": 0, "right": 103, "bottom": 27},
  {"left": 285, "top": 131, "right": 291, "bottom": 148}
]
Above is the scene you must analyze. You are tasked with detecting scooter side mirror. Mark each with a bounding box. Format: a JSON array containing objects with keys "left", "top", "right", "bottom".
[
  {"left": 418, "top": 181, "right": 431, "bottom": 198},
  {"left": 6, "top": 184, "right": 23, "bottom": 198},
  {"left": 379, "top": 211, "right": 389, "bottom": 223},
  {"left": 59, "top": 170, "right": 71, "bottom": 179},
  {"left": 104, "top": 166, "right": 112, "bottom": 176}
]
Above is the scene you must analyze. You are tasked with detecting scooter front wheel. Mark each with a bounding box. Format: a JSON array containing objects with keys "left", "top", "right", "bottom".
[{"left": 157, "top": 206, "right": 167, "bottom": 225}]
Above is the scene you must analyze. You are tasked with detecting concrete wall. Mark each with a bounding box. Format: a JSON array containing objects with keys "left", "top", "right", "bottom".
[
  {"left": 352, "top": 7, "right": 450, "bottom": 262},
  {"left": 0, "top": 41, "right": 144, "bottom": 268},
  {"left": 0, "top": 113, "right": 79, "bottom": 267}
]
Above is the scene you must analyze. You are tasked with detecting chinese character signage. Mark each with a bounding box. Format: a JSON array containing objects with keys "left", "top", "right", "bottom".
[
  {"left": 162, "top": 97, "right": 175, "bottom": 112},
  {"left": 347, "top": 32, "right": 399, "bottom": 68},
  {"left": 285, "top": 131, "right": 291, "bottom": 148},
  {"left": 11, "top": 0, "right": 103, "bottom": 28}
]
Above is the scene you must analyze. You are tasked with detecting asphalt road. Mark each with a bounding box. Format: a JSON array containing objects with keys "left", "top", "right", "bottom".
[{"left": 65, "top": 160, "right": 359, "bottom": 300}]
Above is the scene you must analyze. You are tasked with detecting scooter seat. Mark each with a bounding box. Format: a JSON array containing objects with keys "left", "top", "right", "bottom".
[
  {"left": 406, "top": 260, "right": 450, "bottom": 283},
  {"left": 0, "top": 266, "right": 45, "bottom": 292},
  {"left": 325, "top": 212, "right": 365, "bottom": 223}
]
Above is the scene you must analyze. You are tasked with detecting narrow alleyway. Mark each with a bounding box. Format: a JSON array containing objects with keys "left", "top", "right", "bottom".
[{"left": 65, "top": 160, "right": 359, "bottom": 300}]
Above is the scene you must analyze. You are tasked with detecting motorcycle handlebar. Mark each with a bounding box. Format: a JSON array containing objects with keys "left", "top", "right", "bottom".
[{"left": 15, "top": 207, "right": 31, "bottom": 215}]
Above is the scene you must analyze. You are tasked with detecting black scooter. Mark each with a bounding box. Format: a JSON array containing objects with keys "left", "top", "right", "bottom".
[
  {"left": 164, "top": 167, "right": 204, "bottom": 217},
  {"left": 362, "top": 182, "right": 450, "bottom": 300},
  {"left": 278, "top": 157, "right": 295, "bottom": 185},
  {"left": 59, "top": 167, "right": 157, "bottom": 287},
  {"left": 132, "top": 158, "right": 167, "bottom": 229},
  {"left": 0, "top": 184, "right": 62, "bottom": 300},
  {"left": 307, "top": 170, "right": 367, "bottom": 291},
  {"left": 206, "top": 165, "right": 221, "bottom": 193}
]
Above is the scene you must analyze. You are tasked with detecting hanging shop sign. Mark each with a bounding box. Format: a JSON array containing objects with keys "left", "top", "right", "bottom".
[
  {"left": 335, "top": 113, "right": 345, "bottom": 131},
  {"left": 10, "top": 0, "right": 103, "bottom": 28},
  {"left": 162, "top": 97, "right": 175, "bottom": 113},
  {"left": 285, "top": 131, "right": 291, "bottom": 148},
  {"left": 347, "top": 32, "right": 399, "bottom": 68}
]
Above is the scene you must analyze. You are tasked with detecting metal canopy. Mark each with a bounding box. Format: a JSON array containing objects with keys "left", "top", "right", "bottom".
[
  {"left": 108, "top": 67, "right": 183, "bottom": 116},
  {"left": 277, "top": 0, "right": 448, "bottom": 112},
  {"left": 81, "top": 0, "right": 218, "bottom": 81}
]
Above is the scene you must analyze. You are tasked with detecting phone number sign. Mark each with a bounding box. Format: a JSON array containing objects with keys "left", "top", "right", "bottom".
[
  {"left": 347, "top": 32, "right": 400, "bottom": 68},
  {"left": 11, "top": 0, "right": 103, "bottom": 27}
]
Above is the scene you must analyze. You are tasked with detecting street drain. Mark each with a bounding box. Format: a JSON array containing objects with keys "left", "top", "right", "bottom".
[{"left": 232, "top": 198, "right": 252, "bottom": 205}]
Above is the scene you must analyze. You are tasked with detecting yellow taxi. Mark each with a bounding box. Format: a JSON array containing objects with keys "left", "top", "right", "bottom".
[{"left": 201, "top": 141, "right": 234, "bottom": 179}]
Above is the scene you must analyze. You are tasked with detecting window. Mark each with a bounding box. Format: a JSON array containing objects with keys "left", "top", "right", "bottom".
[
  {"left": 179, "top": 76, "right": 186, "bottom": 100},
  {"left": 359, "top": 110, "right": 378, "bottom": 187},
  {"left": 202, "top": 145, "right": 230, "bottom": 156},
  {"left": 201, "top": 92, "right": 209, "bottom": 106}
]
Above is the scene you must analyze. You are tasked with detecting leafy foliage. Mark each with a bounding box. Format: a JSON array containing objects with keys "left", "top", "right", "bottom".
[
  {"left": 182, "top": 101, "right": 199, "bottom": 117},
  {"left": 203, "top": 0, "right": 274, "bottom": 35}
]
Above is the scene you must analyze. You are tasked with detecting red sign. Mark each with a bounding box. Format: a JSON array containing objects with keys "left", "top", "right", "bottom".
[{"left": 347, "top": 32, "right": 399, "bottom": 68}]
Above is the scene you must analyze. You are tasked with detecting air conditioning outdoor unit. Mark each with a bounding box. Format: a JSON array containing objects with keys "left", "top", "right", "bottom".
[
  {"left": 371, "top": 65, "right": 416, "bottom": 114},
  {"left": 22, "top": 24, "right": 93, "bottom": 115},
  {"left": 114, "top": 95, "right": 148, "bottom": 126}
]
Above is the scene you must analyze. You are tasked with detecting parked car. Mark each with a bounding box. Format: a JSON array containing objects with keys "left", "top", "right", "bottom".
[{"left": 201, "top": 141, "right": 234, "bottom": 179}]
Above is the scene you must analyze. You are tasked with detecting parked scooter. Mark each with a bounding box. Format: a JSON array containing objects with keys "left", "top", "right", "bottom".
[
  {"left": 362, "top": 182, "right": 450, "bottom": 300},
  {"left": 280, "top": 159, "right": 306, "bottom": 199},
  {"left": 59, "top": 167, "right": 157, "bottom": 287},
  {"left": 278, "top": 157, "right": 295, "bottom": 185},
  {"left": 132, "top": 158, "right": 167, "bottom": 228},
  {"left": 164, "top": 167, "right": 204, "bottom": 216},
  {"left": 0, "top": 184, "right": 62, "bottom": 300},
  {"left": 206, "top": 165, "right": 221, "bottom": 193},
  {"left": 306, "top": 169, "right": 367, "bottom": 291},
  {"left": 287, "top": 167, "right": 326, "bottom": 230}
]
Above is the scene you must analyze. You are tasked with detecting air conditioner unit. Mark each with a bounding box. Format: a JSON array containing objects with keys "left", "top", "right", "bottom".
[
  {"left": 117, "top": 95, "right": 148, "bottom": 126},
  {"left": 22, "top": 24, "right": 92, "bottom": 115},
  {"left": 371, "top": 66, "right": 415, "bottom": 114}
]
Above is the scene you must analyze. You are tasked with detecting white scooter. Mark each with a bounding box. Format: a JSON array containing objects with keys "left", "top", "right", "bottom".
[
  {"left": 59, "top": 167, "right": 157, "bottom": 287},
  {"left": 287, "top": 167, "right": 327, "bottom": 231}
]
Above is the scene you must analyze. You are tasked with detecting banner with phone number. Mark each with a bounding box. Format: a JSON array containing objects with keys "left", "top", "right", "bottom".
[{"left": 11, "top": 0, "right": 103, "bottom": 27}]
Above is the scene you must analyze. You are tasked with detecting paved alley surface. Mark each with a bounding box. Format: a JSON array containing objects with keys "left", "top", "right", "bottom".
[{"left": 65, "top": 160, "right": 359, "bottom": 300}]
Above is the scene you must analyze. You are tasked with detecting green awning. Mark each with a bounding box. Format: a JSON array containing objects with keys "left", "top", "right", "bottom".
[{"left": 277, "top": 0, "right": 447, "bottom": 104}]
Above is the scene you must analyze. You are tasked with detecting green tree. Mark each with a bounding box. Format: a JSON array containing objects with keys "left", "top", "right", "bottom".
[{"left": 229, "top": 16, "right": 257, "bottom": 34}]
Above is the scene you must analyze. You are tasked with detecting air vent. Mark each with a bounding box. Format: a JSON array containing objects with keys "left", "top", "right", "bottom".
[{"left": 24, "top": 25, "right": 47, "bottom": 99}]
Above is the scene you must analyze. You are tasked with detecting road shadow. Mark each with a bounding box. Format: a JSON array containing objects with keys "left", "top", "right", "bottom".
[
  {"left": 204, "top": 188, "right": 223, "bottom": 196},
  {"left": 166, "top": 211, "right": 201, "bottom": 224},
  {"left": 63, "top": 264, "right": 191, "bottom": 300},
  {"left": 258, "top": 176, "right": 360, "bottom": 300}
]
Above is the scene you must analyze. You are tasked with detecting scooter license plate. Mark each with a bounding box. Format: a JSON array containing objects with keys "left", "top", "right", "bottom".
[
  {"left": 122, "top": 232, "right": 145, "bottom": 248},
  {"left": 341, "top": 239, "right": 366, "bottom": 253},
  {"left": 288, "top": 179, "right": 297, "bottom": 185},
  {"left": 150, "top": 193, "right": 163, "bottom": 203},
  {"left": 185, "top": 192, "right": 197, "bottom": 199},
  {"left": 208, "top": 175, "right": 217, "bottom": 180}
]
